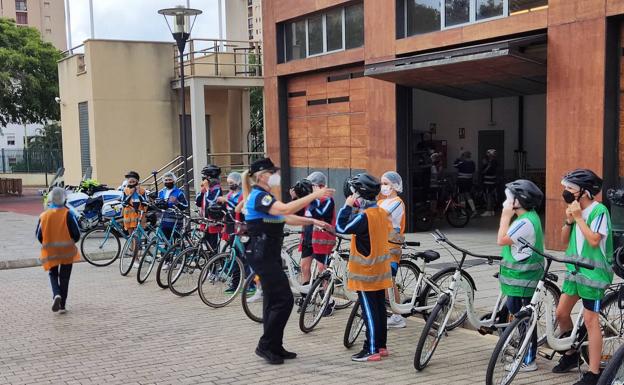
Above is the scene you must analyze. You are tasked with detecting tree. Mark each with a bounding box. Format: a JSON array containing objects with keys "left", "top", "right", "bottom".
[
  {"left": 29, "top": 122, "right": 62, "bottom": 151},
  {"left": 0, "top": 18, "right": 62, "bottom": 128}
]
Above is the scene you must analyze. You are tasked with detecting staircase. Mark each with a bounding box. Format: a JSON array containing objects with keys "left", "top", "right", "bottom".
[{"left": 140, "top": 155, "right": 194, "bottom": 194}]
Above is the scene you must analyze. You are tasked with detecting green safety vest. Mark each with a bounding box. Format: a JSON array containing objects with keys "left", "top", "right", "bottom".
[
  {"left": 499, "top": 210, "right": 545, "bottom": 297},
  {"left": 563, "top": 203, "right": 614, "bottom": 300}
]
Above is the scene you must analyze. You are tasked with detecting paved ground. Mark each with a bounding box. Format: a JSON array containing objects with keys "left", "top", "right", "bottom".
[
  {"left": 0, "top": 263, "right": 581, "bottom": 385},
  {"left": 0, "top": 189, "right": 44, "bottom": 269}
]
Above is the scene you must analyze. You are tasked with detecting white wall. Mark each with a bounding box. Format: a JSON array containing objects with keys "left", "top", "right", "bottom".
[{"left": 412, "top": 89, "right": 546, "bottom": 171}]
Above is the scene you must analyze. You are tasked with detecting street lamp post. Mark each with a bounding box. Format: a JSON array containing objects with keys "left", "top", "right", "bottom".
[{"left": 158, "top": 5, "right": 202, "bottom": 214}]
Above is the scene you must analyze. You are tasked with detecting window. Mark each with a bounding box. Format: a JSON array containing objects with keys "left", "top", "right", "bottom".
[
  {"left": 445, "top": 0, "right": 470, "bottom": 27},
  {"left": 509, "top": 0, "right": 547, "bottom": 14},
  {"left": 44, "top": 1, "right": 50, "bottom": 8},
  {"left": 78, "top": 102, "right": 91, "bottom": 175},
  {"left": 15, "top": 12, "right": 28, "bottom": 24},
  {"left": 477, "top": 0, "right": 503, "bottom": 19},
  {"left": 15, "top": 0, "right": 27, "bottom": 11},
  {"left": 248, "top": 18, "right": 253, "bottom": 29},
  {"left": 407, "top": 0, "right": 440, "bottom": 36},
  {"left": 7, "top": 135, "right": 16, "bottom": 146},
  {"left": 282, "top": 3, "right": 364, "bottom": 62},
  {"left": 45, "top": 28, "right": 52, "bottom": 34},
  {"left": 307, "top": 15, "right": 323, "bottom": 56},
  {"left": 8, "top": 157, "right": 17, "bottom": 166},
  {"left": 345, "top": 3, "right": 364, "bottom": 49}
]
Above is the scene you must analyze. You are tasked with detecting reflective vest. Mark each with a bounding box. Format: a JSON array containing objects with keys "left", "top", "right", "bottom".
[
  {"left": 347, "top": 207, "right": 392, "bottom": 292},
  {"left": 379, "top": 196, "right": 406, "bottom": 263},
  {"left": 499, "top": 210, "right": 544, "bottom": 297},
  {"left": 39, "top": 208, "right": 80, "bottom": 271},
  {"left": 564, "top": 203, "right": 614, "bottom": 300},
  {"left": 312, "top": 197, "right": 336, "bottom": 255},
  {"left": 122, "top": 186, "right": 147, "bottom": 230}
]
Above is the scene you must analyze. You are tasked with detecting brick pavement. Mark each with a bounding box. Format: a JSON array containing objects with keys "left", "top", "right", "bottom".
[{"left": 0, "top": 263, "right": 580, "bottom": 385}]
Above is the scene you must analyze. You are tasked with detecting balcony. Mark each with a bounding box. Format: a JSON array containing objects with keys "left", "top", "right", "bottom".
[{"left": 171, "top": 38, "right": 263, "bottom": 89}]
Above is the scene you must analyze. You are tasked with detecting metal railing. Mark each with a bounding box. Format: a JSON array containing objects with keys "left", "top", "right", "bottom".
[
  {"left": 0, "top": 148, "right": 63, "bottom": 174},
  {"left": 173, "top": 38, "right": 263, "bottom": 80},
  {"left": 140, "top": 154, "right": 194, "bottom": 192},
  {"left": 206, "top": 152, "right": 265, "bottom": 179}
]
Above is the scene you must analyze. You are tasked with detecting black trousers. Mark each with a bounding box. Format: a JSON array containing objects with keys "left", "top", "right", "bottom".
[
  {"left": 246, "top": 234, "right": 294, "bottom": 352},
  {"left": 358, "top": 289, "right": 387, "bottom": 354},
  {"left": 49, "top": 264, "right": 73, "bottom": 308}
]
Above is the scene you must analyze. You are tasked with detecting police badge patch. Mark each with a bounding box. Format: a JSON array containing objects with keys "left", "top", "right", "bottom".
[{"left": 261, "top": 195, "right": 273, "bottom": 206}]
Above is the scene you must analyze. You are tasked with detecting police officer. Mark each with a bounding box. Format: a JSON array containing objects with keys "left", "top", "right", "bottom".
[{"left": 241, "top": 158, "right": 334, "bottom": 365}]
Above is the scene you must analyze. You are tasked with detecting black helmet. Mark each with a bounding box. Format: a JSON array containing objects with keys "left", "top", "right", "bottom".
[
  {"left": 125, "top": 170, "right": 140, "bottom": 180},
  {"left": 207, "top": 203, "right": 226, "bottom": 220},
  {"left": 348, "top": 173, "right": 381, "bottom": 201},
  {"left": 614, "top": 246, "right": 624, "bottom": 279},
  {"left": 562, "top": 169, "right": 603, "bottom": 197},
  {"left": 293, "top": 179, "right": 313, "bottom": 198},
  {"left": 505, "top": 179, "right": 544, "bottom": 210},
  {"left": 343, "top": 176, "right": 354, "bottom": 199},
  {"left": 202, "top": 164, "right": 221, "bottom": 178},
  {"left": 154, "top": 199, "right": 169, "bottom": 210}
]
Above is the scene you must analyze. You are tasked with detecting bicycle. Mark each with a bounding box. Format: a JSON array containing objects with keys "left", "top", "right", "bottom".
[
  {"left": 80, "top": 203, "right": 127, "bottom": 267},
  {"left": 343, "top": 241, "right": 475, "bottom": 349},
  {"left": 486, "top": 238, "right": 624, "bottom": 385},
  {"left": 439, "top": 179, "right": 471, "bottom": 228},
  {"left": 413, "top": 230, "right": 562, "bottom": 370},
  {"left": 119, "top": 207, "right": 153, "bottom": 276},
  {"left": 597, "top": 315, "right": 624, "bottom": 385}
]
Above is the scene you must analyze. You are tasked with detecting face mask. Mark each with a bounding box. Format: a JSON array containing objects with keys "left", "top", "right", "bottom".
[
  {"left": 127, "top": 183, "right": 137, "bottom": 189},
  {"left": 380, "top": 185, "right": 392, "bottom": 196},
  {"left": 164, "top": 182, "right": 174, "bottom": 189},
  {"left": 228, "top": 184, "right": 239, "bottom": 191},
  {"left": 562, "top": 190, "right": 577, "bottom": 204},
  {"left": 268, "top": 173, "right": 281, "bottom": 187}
]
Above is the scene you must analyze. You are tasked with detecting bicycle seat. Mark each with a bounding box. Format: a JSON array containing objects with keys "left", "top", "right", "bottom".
[
  {"left": 415, "top": 250, "right": 440, "bottom": 263},
  {"left": 405, "top": 241, "right": 420, "bottom": 247}
]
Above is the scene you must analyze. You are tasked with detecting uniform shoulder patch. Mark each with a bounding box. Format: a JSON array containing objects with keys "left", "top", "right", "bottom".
[{"left": 261, "top": 194, "right": 274, "bottom": 206}]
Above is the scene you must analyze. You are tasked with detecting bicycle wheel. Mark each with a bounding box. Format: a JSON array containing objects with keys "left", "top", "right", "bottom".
[
  {"left": 198, "top": 252, "right": 245, "bottom": 308},
  {"left": 343, "top": 300, "right": 365, "bottom": 348},
  {"left": 155, "top": 246, "right": 178, "bottom": 289},
  {"left": 414, "top": 297, "right": 452, "bottom": 370},
  {"left": 445, "top": 204, "right": 470, "bottom": 228},
  {"left": 536, "top": 282, "right": 560, "bottom": 346},
  {"left": 485, "top": 312, "right": 534, "bottom": 385},
  {"left": 81, "top": 226, "right": 121, "bottom": 267},
  {"left": 597, "top": 344, "right": 624, "bottom": 385},
  {"left": 394, "top": 259, "right": 422, "bottom": 309},
  {"left": 422, "top": 268, "right": 474, "bottom": 330},
  {"left": 580, "top": 292, "right": 624, "bottom": 369},
  {"left": 168, "top": 246, "right": 208, "bottom": 296},
  {"left": 299, "top": 274, "right": 333, "bottom": 333},
  {"left": 241, "top": 273, "right": 263, "bottom": 323},
  {"left": 137, "top": 239, "right": 160, "bottom": 284},
  {"left": 119, "top": 233, "right": 139, "bottom": 276}
]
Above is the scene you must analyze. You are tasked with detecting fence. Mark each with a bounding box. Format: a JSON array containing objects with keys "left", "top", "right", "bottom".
[{"left": 0, "top": 148, "right": 63, "bottom": 173}]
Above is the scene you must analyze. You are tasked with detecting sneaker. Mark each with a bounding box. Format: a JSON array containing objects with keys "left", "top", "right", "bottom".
[
  {"left": 552, "top": 352, "right": 583, "bottom": 373},
  {"left": 247, "top": 290, "right": 263, "bottom": 303},
  {"left": 505, "top": 361, "right": 537, "bottom": 372},
  {"left": 59, "top": 307, "right": 67, "bottom": 314},
  {"left": 573, "top": 371, "right": 601, "bottom": 385},
  {"left": 162, "top": 263, "right": 171, "bottom": 271},
  {"left": 351, "top": 349, "right": 382, "bottom": 362},
  {"left": 272, "top": 346, "right": 297, "bottom": 360},
  {"left": 322, "top": 300, "right": 335, "bottom": 317},
  {"left": 51, "top": 295, "right": 62, "bottom": 312},
  {"left": 133, "top": 261, "right": 140, "bottom": 269},
  {"left": 255, "top": 347, "right": 284, "bottom": 365},
  {"left": 387, "top": 314, "right": 406, "bottom": 329},
  {"left": 379, "top": 348, "right": 389, "bottom": 357},
  {"left": 224, "top": 287, "right": 236, "bottom": 294}
]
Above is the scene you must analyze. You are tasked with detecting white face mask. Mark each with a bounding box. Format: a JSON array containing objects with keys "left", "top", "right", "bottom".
[
  {"left": 268, "top": 173, "right": 281, "bottom": 187},
  {"left": 380, "top": 185, "right": 392, "bottom": 196}
]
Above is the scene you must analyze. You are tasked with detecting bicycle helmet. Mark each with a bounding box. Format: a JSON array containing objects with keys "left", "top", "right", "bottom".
[
  {"left": 505, "top": 180, "right": 544, "bottom": 210},
  {"left": 343, "top": 176, "right": 354, "bottom": 199},
  {"left": 125, "top": 171, "right": 140, "bottom": 180},
  {"left": 293, "top": 179, "right": 313, "bottom": 198},
  {"left": 561, "top": 169, "right": 603, "bottom": 197},
  {"left": 201, "top": 164, "right": 221, "bottom": 178},
  {"left": 348, "top": 173, "right": 381, "bottom": 201},
  {"left": 614, "top": 246, "right": 624, "bottom": 279},
  {"left": 207, "top": 203, "right": 226, "bottom": 220}
]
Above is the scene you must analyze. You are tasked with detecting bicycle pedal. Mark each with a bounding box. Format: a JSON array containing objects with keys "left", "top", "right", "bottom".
[
  {"left": 477, "top": 326, "right": 495, "bottom": 336},
  {"left": 537, "top": 348, "right": 555, "bottom": 360}
]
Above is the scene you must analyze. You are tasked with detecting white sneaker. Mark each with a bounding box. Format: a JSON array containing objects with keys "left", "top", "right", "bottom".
[
  {"left": 133, "top": 262, "right": 140, "bottom": 269},
  {"left": 162, "top": 263, "right": 170, "bottom": 271},
  {"left": 505, "top": 361, "right": 537, "bottom": 372},
  {"left": 247, "top": 289, "right": 263, "bottom": 303},
  {"left": 387, "top": 314, "right": 406, "bottom": 329}
]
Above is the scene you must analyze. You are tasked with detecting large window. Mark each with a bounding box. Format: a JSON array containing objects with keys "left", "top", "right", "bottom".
[
  {"left": 15, "top": 0, "right": 27, "bottom": 11},
  {"left": 282, "top": 3, "right": 364, "bottom": 62},
  {"left": 15, "top": 12, "right": 28, "bottom": 24},
  {"left": 400, "top": 0, "right": 547, "bottom": 37}
]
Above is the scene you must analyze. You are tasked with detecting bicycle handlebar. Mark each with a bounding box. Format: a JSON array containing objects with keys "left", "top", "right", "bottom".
[
  {"left": 517, "top": 237, "right": 595, "bottom": 270},
  {"left": 433, "top": 229, "right": 502, "bottom": 261}
]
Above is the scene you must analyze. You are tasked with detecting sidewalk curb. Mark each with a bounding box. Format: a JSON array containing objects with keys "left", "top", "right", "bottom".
[{"left": 0, "top": 258, "right": 41, "bottom": 270}]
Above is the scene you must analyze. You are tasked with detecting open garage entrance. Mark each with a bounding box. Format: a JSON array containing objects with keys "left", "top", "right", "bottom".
[{"left": 366, "top": 34, "right": 547, "bottom": 231}]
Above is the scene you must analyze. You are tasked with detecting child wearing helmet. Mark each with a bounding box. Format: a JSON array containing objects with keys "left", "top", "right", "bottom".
[
  {"left": 553, "top": 169, "right": 613, "bottom": 385},
  {"left": 379, "top": 171, "right": 407, "bottom": 329},
  {"left": 496, "top": 179, "right": 545, "bottom": 372},
  {"left": 196, "top": 164, "right": 223, "bottom": 251},
  {"left": 217, "top": 172, "right": 244, "bottom": 242},
  {"left": 337, "top": 173, "right": 392, "bottom": 362},
  {"left": 121, "top": 171, "right": 148, "bottom": 233}
]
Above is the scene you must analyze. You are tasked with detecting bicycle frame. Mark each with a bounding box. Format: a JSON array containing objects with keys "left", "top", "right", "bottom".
[{"left": 387, "top": 256, "right": 444, "bottom": 315}]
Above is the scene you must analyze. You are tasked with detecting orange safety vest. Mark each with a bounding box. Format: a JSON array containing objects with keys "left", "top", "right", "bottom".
[
  {"left": 122, "top": 186, "right": 147, "bottom": 230},
  {"left": 347, "top": 207, "right": 393, "bottom": 292},
  {"left": 39, "top": 208, "right": 80, "bottom": 271},
  {"left": 379, "top": 196, "right": 406, "bottom": 263}
]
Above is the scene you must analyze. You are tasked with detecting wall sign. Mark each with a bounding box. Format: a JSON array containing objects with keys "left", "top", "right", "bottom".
[{"left": 458, "top": 127, "right": 465, "bottom": 139}]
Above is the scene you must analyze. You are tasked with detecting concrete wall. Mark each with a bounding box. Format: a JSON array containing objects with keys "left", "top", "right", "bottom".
[
  {"left": 412, "top": 90, "right": 546, "bottom": 171},
  {"left": 0, "top": 173, "right": 48, "bottom": 186}
]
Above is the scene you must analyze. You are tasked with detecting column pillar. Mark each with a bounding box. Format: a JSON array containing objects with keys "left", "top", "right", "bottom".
[{"left": 190, "top": 79, "right": 207, "bottom": 191}]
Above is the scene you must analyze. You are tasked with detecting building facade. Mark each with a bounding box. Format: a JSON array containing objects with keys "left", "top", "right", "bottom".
[
  {"left": 262, "top": 0, "right": 624, "bottom": 247},
  {"left": 250, "top": 0, "right": 263, "bottom": 42},
  {"left": 0, "top": 0, "right": 66, "bottom": 50}
]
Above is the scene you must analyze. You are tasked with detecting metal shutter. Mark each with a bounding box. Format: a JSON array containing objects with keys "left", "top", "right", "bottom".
[{"left": 78, "top": 102, "right": 91, "bottom": 175}]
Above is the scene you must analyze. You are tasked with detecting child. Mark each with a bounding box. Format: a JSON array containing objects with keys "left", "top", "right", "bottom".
[
  {"left": 218, "top": 171, "right": 244, "bottom": 242},
  {"left": 496, "top": 179, "right": 545, "bottom": 372},
  {"left": 122, "top": 170, "right": 148, "bottom": 233},
  {"left": 196, "top": 164, "right": 222, "bottom": 251},
  {"left": 337, "top": 173, "right": 392, "bottom": 362},
  {"left": 554, "top": 169, "right": 613, "bottom": 385},
  {"left": 157, "top": 172, "right": 188, "bottom": 240}
]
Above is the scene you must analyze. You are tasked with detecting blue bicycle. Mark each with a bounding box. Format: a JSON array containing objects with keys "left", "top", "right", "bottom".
[{"left": 80, "top": 203, "right": 127, "bottom": 267}]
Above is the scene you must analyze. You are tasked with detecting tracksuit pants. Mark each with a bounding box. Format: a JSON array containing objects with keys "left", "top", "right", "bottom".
[{"left": 358, "top": 290, "right": 387, "bottom": 354}]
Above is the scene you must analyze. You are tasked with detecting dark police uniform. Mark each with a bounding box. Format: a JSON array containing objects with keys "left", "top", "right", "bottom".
[{"left": 245, "top": 185, "right": 293, "bottom": 353}]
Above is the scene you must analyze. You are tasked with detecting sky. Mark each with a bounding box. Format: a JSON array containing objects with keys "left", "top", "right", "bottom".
[{"left": 66, "top": 0, "right": 222, "bottom": 49}]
